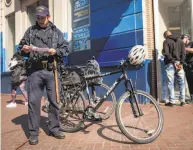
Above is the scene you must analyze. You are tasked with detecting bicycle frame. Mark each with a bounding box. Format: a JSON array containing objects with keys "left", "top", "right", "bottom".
[
  {"left": 60, "top": 62, "right": 144, "bottom": 117},
  {"left": 83, "top": 65, "right": 143, "bottom": 117}
]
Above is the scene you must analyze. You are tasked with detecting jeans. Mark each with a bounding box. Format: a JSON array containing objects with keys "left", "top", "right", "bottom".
[{"left": 165, "top": 63, "right": 185, "bottom": 103}]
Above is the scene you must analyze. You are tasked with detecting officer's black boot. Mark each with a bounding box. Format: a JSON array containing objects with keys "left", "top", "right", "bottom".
[
  {"left": 49, "top": 131, "right": 65, "bottom": 139},
  {"left": 29, "top": 135, "right": 38, "bottom": 145}
]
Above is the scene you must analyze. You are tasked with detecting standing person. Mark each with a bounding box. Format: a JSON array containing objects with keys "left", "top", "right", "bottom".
[
  {"left": 17, "top": 6, "right": 69, "bottom": 145},
  {"left": 6, "top": 54, "right": 28, "bottom": 108},
  {"left": 181, "top": 34, "right": 193, "bottom": 102},
  {"left": 162, "top": 30, "right": 186, "bottom": 107}
]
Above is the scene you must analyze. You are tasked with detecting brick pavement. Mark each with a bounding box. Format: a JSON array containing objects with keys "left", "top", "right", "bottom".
[{"left": 1, "top": 94, "right": 193, "bottom": 150}]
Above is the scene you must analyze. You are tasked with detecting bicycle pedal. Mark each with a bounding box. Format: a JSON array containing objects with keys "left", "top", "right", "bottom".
[
  {"left": 85, "top": 116, "right": 102, "bottom": 122},
  {"left": 83, "top": 107, "right": 102, "bottom": 121}
]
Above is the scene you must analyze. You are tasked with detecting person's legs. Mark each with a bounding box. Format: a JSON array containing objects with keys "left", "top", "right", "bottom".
[
  {"left": 11, "top": 89, "right": 17, "bottom": 103},
  {"left": 44, "top": 69, "right": 64, "bottom": 139},
  {"left": 184, "top": 65, "right": 193, "bottom": 101},
  {"left": 6, "top": 84, "right": 18, "bottom": 108},
  {"left": 27, "top": 71, "right": 44, "bottom": 136},
  {"left": 175, "top": 68, "right": 185, "bottom": 104},
  {"left": 187, "top": 70, "right": 193, "bottom": 99},
  {"left": 44, "top": 70, "right": 60, "bottom": 133},
  {"left": 165, "top": 64, "right": 175, "bottom": 105},
  {"left": 19, "top": 81, "right": 28, "bottom": 105}
]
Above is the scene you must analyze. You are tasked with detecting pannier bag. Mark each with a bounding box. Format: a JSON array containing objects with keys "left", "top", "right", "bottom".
[
  {"left": 61, "top": 71, "right": 81, "bottom": 86},
  {"left": 61, "top": 58, "right": 102, "bottom": 86},
  {"left": 83, "top": 59, "right": 103, "bottom": 85}
]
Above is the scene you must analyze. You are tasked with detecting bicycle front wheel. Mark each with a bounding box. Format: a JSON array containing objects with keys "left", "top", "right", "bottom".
[{"left": 116, "top": 90, "right": 163, "bottom": 144}]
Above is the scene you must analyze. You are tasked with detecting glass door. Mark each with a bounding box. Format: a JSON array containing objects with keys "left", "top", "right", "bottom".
[{"left": 181, "top": 0, "right": 191, "bottom": 36}]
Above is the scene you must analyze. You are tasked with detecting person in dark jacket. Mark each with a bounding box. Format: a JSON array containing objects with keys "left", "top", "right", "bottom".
[
  {"left": 17, "top": 6, "right": 69, "bottom": 145},
  {"left": 6, "top": 53, "right": 28, "bottom": 108},
  {"left": 162, "top": 30, "right": 186, "bottom": 107},
  {"left": 181, "top": 34, "right": 193, "bottom": 102}
]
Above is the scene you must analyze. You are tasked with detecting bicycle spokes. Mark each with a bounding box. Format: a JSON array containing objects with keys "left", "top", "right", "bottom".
[{"left": 116, "top": 91, "right": 163, "bottom": 142}]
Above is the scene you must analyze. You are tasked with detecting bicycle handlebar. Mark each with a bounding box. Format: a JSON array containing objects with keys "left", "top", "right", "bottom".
[{"left": 118, "top": 59, "right": 144, "bottom": 71}]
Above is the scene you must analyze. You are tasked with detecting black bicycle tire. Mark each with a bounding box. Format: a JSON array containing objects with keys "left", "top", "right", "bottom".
[
  {"left": 115, "top": 90, "right": 164, "bottom": 144},
  {"left": 60, "top": 91, "right": 86, "bottom": 133}
]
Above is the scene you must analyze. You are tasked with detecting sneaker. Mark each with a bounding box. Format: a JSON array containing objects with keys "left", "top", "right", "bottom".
[
  {"left": 180, "top": 102, "right": 186, "bottom": 106},
  {"left": 6, "top": 102, "right": 17, "bottom": 108},
  {"left": 165, "top": 102, "right": 174, "bottom": 107}
]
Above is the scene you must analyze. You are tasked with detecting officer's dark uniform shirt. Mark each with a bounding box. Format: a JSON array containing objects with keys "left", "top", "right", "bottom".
[
  {"left": 17, "top": 21, "right": 69, "bottom": 68},
  {"left": 185, "top": 41, "right": 193, "bottom": 64}
]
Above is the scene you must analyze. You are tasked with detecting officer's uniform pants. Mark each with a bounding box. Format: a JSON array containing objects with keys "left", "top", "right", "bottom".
[
  {"left": 184, "top": 64, "right": 193, "bottom": 96},
  {"left": 27, "top": 69, "right": 59, "bottom": 136}
]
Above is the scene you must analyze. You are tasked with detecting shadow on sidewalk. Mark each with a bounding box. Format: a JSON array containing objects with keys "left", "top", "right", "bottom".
[
  {"left": 6, "top": 99, "right": 26, "bottom": 105},
  {"left": 97, "top": 124, "right": 136, "bottom": 144},
  {"left": 11, "top": 114, "right": 49, "bottom": 138}
]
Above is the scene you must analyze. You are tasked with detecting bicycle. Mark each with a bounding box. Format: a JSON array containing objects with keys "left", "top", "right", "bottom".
[
  {"left": 59, "top": 65, "right": 116, "bottom": 130},
  {"left": 59, "top": 59, "right": 164, "bottom": 144}
]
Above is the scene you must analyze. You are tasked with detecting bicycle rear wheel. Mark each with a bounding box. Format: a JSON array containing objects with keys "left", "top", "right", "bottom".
[
  {"left": 116, "top": 90, "right": 163, "bottom": 144},
  {"left": 84, "top": 83, "right": 116, "bottom": 120},
  {"left": 60, "top": 90, "right": 86, "bottom": 133}
]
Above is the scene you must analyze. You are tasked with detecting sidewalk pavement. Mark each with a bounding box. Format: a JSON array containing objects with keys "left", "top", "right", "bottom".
[{"left": 1, "top": 94, "right": 193, "bottom": 150}]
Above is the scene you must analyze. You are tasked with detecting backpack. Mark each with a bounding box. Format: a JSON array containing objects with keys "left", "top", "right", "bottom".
[
  {"left": 84, "top": 58, "right": 103, "bottom": 85},
  {"left": 10, "top": 54, "right": 27, "bottom": 85},
  {"left": 11, "top": 65, "right": 27, "bottom": 84},
  {"left": 61, "top": 71, "right": 81, "bottom": 86}
]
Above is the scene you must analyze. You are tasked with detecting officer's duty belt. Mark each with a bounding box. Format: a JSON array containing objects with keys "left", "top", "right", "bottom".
[
  {"left": 32, "top": 60, "right": 49, "bottom": 70},
  {"left": 41, "top": 60, "right": 48, "bottom": 69}
]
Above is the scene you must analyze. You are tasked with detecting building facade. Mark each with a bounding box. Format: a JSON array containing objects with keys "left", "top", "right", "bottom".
[{"left": 1, "top": 0, "right": 192, "bottom": 100}]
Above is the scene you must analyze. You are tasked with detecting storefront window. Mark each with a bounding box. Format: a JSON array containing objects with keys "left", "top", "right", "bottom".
[
  {"left": 168, "top": 6, "right": 181, "bottom": 37},
  {"left": 167, "top": 0, "right": 192, "bottom": 37},
  {"left": 181, "top": 0, "right": 191, "bottom": 36}
]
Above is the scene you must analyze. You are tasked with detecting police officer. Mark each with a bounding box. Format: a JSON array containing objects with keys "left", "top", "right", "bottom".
[
  {"left": 17, "top": 6, "right": 69, "bottom": 145},
  {"left": 181, "top": 34, "right": 193, "bottom": 102}
]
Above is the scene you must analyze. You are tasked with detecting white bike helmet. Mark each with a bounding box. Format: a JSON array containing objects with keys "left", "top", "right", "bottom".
[{"left": 128, "top": 45, "right": 146, "bottom": 65}]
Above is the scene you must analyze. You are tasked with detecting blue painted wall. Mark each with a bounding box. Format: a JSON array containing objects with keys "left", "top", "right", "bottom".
[
  {"left": 69, "top": 0, "right": 143, "bottom": 66},
  {"left": 0, "top": 32, "right": 6, "bottom": 72},
  {"left": 67, "top": 0, "right": 151, "bottom": 93}
]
